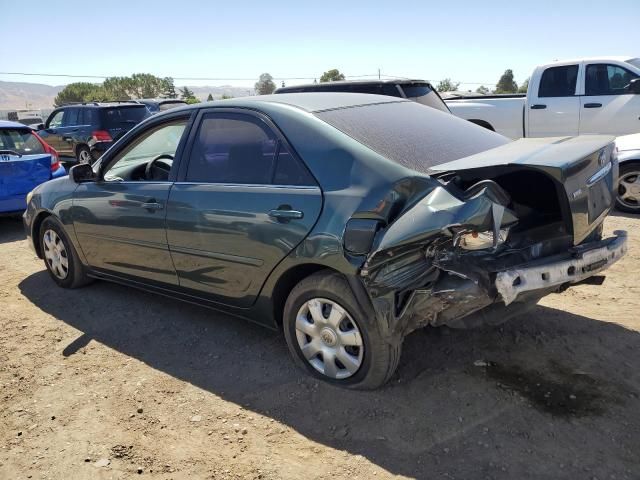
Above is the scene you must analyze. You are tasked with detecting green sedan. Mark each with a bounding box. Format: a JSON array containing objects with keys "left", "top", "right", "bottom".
[{"left": 23, "top": 93, "right": 626, "bottom": 389}]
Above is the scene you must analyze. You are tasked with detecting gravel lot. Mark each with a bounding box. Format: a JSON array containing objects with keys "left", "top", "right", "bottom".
[{"left": 1, "top": 213, "right": 639, "bottom": 479}]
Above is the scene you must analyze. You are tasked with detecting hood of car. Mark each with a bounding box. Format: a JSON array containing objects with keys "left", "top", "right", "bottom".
[{"left": 615, "top": 132, "right": 640, "bottom": 153}]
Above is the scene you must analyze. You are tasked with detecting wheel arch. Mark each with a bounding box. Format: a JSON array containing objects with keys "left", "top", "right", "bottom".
[
  {"left": 31, "top": 210, "right": 53, "bottom": 258},
  {"left": 270, "top": 263, "right": 340, "bottom": 327},
  {"left": 468, "top": 119, "right": 495, "bottom": 131}
]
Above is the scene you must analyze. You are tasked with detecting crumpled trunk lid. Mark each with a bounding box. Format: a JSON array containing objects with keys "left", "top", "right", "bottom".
[{"left": 429, "top": 135, "right": 617, "bottom": 245}]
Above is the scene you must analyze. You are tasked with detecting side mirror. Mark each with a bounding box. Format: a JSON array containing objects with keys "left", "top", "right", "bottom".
[
  {"left": 70, "top": 163, "right": 97, "bottom": 183},
  {"left": 629, "top": 78, "right": 640, "bottom": 94},
  {"left": 35, "top": 123, "right": 45, "bottom": 131}
]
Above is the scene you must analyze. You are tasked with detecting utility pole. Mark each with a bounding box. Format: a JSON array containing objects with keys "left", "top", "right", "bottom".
[{"left": 378, "top": 68, "right": 381, "bottom": 80}]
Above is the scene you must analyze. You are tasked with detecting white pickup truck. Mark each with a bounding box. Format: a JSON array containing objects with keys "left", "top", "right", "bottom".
[{"left": 445, "top": 57, "right": 640, "bottom": 139}]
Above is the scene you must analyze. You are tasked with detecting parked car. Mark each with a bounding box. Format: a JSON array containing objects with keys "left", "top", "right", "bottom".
[
  {"left": 134, "top": 98, "right": 188, "bottom": 114},
  {"left": 0, "top": 120, "right": 65, "bottom": 214},
  {"left": 614, "top": 132, "right": 640, "bottom": 213},
  {"left": 23, "top": 93, "right": 626, "bottom": 389},
  {"left": 445, "top": 57, "right": 640, "bottom": 139},
  {"left": 275, "top": 79, "right": 451, "bottom": 113},
  {"left": 37, "top": 102, "right": 150, "bottom": 164},
  {"left": 19, "top": 117, "right": 45, "bottom": 129}
]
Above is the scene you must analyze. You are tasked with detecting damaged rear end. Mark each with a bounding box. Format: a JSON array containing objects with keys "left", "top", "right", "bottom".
[{"left": 346, "top": 135, "right": 627, "bottom": 341}]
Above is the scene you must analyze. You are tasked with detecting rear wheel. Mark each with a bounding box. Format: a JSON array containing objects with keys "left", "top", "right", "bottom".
[
  {"left": 616, "top": 162, "right": 640, "bottom": 213},
  {"left": 40, "top": 217, "right": 92, "bottom": 288},
  {"left": 76, "top": 145, "right": 91, "bottom": 164},
  {"left": 283, "top": 271, "right": 401, "bottom": 389}
]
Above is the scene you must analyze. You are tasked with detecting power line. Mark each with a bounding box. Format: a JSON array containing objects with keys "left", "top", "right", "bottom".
[
  {"left": 0, "top": 71, "right": 495, "bottom": 85},
  {"left": 0, "top": 71, "right": 383, "bottom": 81}
]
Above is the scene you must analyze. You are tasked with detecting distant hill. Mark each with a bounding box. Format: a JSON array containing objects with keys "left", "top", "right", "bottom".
[
  {"left": 0, "top": 80, "right": 255, "bottom": 110},
  {"left": 0, "top": 81, "right": 64, "bottom": 110}
]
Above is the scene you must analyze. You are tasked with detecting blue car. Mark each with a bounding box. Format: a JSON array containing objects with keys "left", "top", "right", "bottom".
[{"left": 0, "top": 120, "right": 66, "bottom": 214}]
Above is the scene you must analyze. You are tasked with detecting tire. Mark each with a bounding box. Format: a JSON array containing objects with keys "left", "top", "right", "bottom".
[
  {"left": 39, "top": 217, "right": 92, "bottom": 289},
  {"left": 75, "top": 145, "right": 92, "bottom": 164},
  {"left": 283, "top": 270, "right": 401, "bottom": 389},
  {"left": 616, "top": 162, "right": 640, "bottom": 214}
]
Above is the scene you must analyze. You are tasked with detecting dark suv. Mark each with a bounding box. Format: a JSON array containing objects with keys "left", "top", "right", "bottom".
[
  {"left": 38, "top": 103, "right": 150, "bottom": 163},
  {"left": 274, "top": 79, "right": 451, "bottom": 113}
]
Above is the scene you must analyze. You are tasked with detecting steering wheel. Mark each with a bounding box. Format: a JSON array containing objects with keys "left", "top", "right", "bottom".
[{"left": 145, "top": 154, "right": 173, "bottom": 180}]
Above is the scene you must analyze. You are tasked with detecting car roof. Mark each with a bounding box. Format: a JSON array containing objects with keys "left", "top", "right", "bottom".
[
  {"left": 540, "top": 56, "right": 635, "bottom": 67},
  {"left": 275, "top": 79, "right": 431, "bottom": 92},
  {"left": 164, "top": 92, "right": 409, "bottom": 116},
  {"left": 0, "top": 120, "right": 33, "bottom": 129},
  {"left": 57, "top": 102, "right": 148, "bottom": 109}
]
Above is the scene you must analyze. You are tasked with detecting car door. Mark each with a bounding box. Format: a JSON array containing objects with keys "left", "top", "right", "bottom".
[
  {"left": 165, "top": 109, "right": 322, "bottom": 307},
  {"left": 527, "top": 64, "right": 580, "bottom": 137},
  {"left": 73, "top": 117, "right": 190, "bottom": 285},
  {"left": 39, "top": 109, "right": 65, "bottom": 151},
  {"left": 57, "top": 107, "right": 81, "bottom": 157},
  {"left": 579, "top": 63, "right": 640, "bottom": 135}
]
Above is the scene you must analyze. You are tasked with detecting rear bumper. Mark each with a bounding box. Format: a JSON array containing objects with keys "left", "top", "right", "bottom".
[
  {"left": 496, "top": 231, "right": 627, "bottom": 305},
  {"left": 0, "top": 194, "right": 27, "bottom": 214}
]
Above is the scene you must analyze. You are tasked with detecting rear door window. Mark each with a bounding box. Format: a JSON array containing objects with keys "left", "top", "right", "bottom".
[
  {"left": 100, "top": 106, "right": 149, "bottom": 128},
  {"left": 273, "top": 143, "right": 315, "bottom": 186},
  {"left": 585, "top": 64, "right": 639, "bottom": 95},
  {"left": 0, "top": 129, "right": 45, "bottom": 155},
  {"left": 186, "top": 113, "right": 278, "bottom": 184},
  {"left": 62, "top": 108, "right": 79, "bottom": 126},
  {"left": 538, "top": 65, "right": 579, "bottom": 97}
]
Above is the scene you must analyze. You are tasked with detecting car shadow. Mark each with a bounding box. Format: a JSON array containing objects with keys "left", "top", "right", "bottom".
[
  {"left": 0, "top": 216, "right": 26, "bottom": 243},
  {"left": 18, "top": 271, "right": 640, "bottom": 478}
]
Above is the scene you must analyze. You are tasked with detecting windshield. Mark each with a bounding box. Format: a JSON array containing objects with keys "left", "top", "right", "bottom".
[
  {"left": 399, "top": 83, "right": 450, "bottom": 113},
  {"left": 316, "top": 101, "right": 508, "bottom": 172},
  {"left": 100, "top": 106, "right": 149, "bottom": 129},
  {"left": 626, "top": 58, "right": 640, "bottom": 70},
  {"left": 0, "top": 129, "right": 45, "bottom": 155},
  {"left": 159, "top": 101, "right": 186, "bottom": 111}
]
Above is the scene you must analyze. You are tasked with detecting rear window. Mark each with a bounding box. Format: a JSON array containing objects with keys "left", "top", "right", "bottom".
[
  {"left": 315, "top": 101, "right": 509, "bottom": 172},
  {"left": 100, "top": 106, "right": 149, "bottom": 128},
  {"left": 626, "top": 58, "right": 640, "bottom": 69},
  {"left": 399, "top": 83, "right": 450, "bottom": 113},
  {"left": 538, "top": 65, "right": 578, "bottom": 97},
  {"left": 159, "top": 101, "right": 187, "bottom": 111},
  {"left": 0, "top": 129, "right": 45, "bottom": 155}
]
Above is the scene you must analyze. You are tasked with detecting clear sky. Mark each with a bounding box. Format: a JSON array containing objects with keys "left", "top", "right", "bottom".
[{"left": 1, "top": 0, "right": 639, "bottom": 91}]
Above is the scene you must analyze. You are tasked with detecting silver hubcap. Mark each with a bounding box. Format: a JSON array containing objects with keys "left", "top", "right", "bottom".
[
  {"left": 43, "top": 229, "right": 69, "bottom": 279},
  {"left": 295, "top": 298, "right": 364, "bottom": 380},
  {"left": 618, "top": 171, "right": 640, "bottom": 209},
  {"left": 79, "top": 149, "right": 91, "bottom": 164}
]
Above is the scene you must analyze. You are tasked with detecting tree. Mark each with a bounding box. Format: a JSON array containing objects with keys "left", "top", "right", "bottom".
[
  {"left": 436, "top": 78, "right": 460, "bottom": 92},
  {"left": 320, "top": 69, "right": 345, "bottom": 83},
  {"left": 54, "top": 82, "right": 105, "bottom": 106},
  {"left": 495, "top": 69, "right": 518, "bottom": 93},
  {"left": 254, "top": 73, "right": 276, "bottom": 95},
  {"left": 475, "top": 85, "right": 490, "bottom": 95},
  {"left": 518, "top": 77, "right": 529, "bottom": 94},
  {"left": 206, "top": 93, "right": 214, "bottom": 101},
  {"left": 221, "top": 94, "right": 233, "bottom": 99},
  {"left": 180, "top": 86, "right": 199, "bottom": 104},
  {"left": 102, "top": 76, "right": 133, "bottom": 100},
  {"left": 162, "top": 77, "right": 178, "bottom": 99}
]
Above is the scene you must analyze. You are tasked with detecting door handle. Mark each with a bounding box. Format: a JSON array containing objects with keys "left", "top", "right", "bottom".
[
  {"left": 584, "top": 103, "right": 602, "bottom": 108},
  {"left": 269, "top": 209, "right": 303, "bottom": 220},
  {"left": 141, "top": 201, "right": 163, "bottom": 211},
  {"left": 530, "top": 104, "right": 547, "bottom": 110}
]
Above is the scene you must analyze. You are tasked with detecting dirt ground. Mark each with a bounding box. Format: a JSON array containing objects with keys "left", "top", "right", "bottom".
[{"left": 0, "top": 213, "right": 639, "bottom": 480}]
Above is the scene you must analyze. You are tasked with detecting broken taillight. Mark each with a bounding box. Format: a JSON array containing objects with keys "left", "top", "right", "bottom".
[{"left": 456, "top": 228, "right": 509, "bottom": 251}]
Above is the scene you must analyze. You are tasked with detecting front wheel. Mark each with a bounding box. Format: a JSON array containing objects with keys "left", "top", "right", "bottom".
[
  {"left": 76, "top": 145, "right": 92, "bottom": 164},
  {"left": 616, "top": 162, "right": 640, "bottom": 214},
  {"left": 283, "top": 271, "right": 401, "bottom": 389},
  {"left": 40, "top": 217, "right": 92, "bottom": 288}
]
